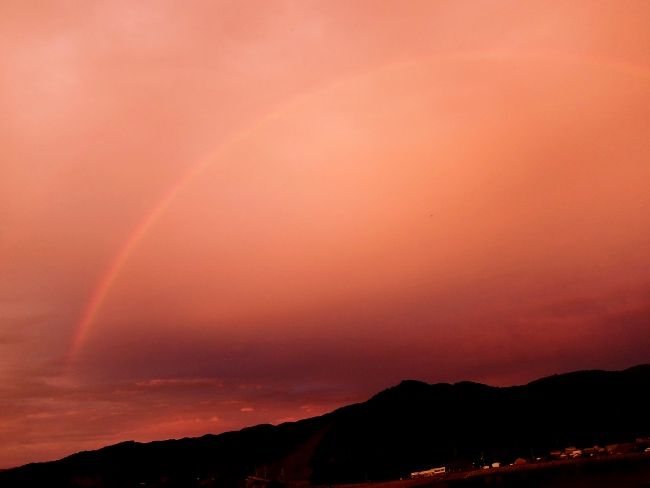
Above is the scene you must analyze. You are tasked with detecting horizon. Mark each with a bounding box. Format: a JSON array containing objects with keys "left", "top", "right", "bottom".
[
  {"left": 3, "top": 363, "right": 648, "bottom": 470},
  {"left": 2, "top": 0, "right": 649, "bottom": 469}
]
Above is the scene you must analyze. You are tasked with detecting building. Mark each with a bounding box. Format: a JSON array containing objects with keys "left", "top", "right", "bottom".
[{"left": 410, "top": 467, "right": 446, "bottom": 478}]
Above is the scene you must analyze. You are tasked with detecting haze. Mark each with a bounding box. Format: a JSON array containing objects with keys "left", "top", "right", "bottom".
[{"left": 1, "top": 0, "right": 649, "bottom": 469}]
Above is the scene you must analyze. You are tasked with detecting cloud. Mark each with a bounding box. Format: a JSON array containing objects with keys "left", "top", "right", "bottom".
[
  {"left": 134, "top": 378, "right": 224, "bottom": 389},
  {"left": 1, "top": 0, "right": 649, "bottom": 470}
]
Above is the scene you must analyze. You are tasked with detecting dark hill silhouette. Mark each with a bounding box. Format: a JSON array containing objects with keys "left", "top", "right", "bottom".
[{"left": 1, "top": 365, "right": 648, "bottom": 488}]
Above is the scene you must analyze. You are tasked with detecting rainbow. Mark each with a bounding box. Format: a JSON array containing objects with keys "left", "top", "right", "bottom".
[
  {"left": 67, "top": 51, "right": 649, "bottom": 361},
  {"left": 66, "top": 69, "right": 361, "bottom": 360}
]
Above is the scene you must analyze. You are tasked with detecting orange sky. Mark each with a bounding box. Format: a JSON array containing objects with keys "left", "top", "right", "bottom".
[{"left": 1, "top": 0, "right": 649, "bottom": 469}]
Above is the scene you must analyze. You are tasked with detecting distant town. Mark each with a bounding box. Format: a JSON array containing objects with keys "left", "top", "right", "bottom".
[{"left": 408, "top": 437, "right": 650, "bottom": 481}]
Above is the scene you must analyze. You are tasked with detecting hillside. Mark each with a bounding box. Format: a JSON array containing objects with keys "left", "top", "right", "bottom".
[{"left": 1, "top": 365, "right": 648, "bottom": 488}]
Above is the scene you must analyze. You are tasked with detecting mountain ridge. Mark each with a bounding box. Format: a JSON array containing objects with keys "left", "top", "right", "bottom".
[{"left": 1, "top": 364, "right": 648, "bottom": 487}]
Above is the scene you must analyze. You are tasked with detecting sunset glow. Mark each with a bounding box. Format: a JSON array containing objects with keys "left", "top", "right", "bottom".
[{"left": 1, "top": 0, "right": 649, "bottom": 469}]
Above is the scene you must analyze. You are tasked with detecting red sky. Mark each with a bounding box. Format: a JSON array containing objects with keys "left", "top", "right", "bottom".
[{"left": 1, "top": 0, "right": 649, "bottom": 469}]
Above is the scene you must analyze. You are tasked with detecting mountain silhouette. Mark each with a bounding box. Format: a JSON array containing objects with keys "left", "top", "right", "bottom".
[{"left": 1, "top": 365, "right": 648, "bottom": 488}]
